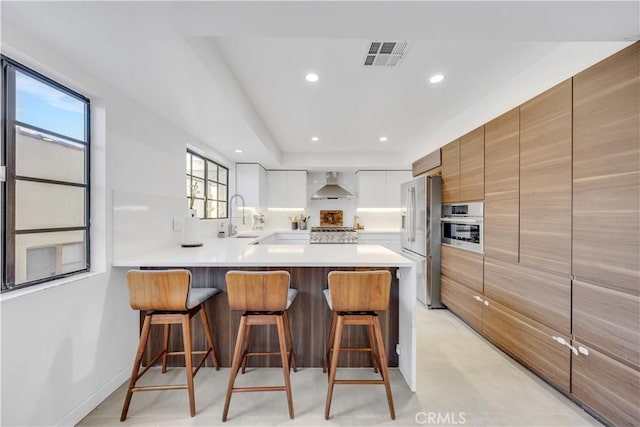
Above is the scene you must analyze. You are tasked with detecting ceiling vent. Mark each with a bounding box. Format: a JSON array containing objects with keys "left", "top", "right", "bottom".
[{"left": 363, "top": 41, "right": 408, "bottom": 67}]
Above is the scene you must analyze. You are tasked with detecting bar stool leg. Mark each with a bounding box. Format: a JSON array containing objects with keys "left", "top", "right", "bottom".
[
  {"left": 162, "top": 324, "right": 170, "bottom": 373},
  {"left": 368, "top": 324, "right": 380, "bottom": 374},
  {"left": 324, "top": 311, "right": 337, "bottom": 374},
  {"left": 198, "top": 306, "right": 220, "bottom": 370},
  {"left": 324, "top": 314, "right": 344, "bottom": 420},
  {"left": 121, "top": 314, "right": 152, "bottom": 421},
  {"left": 373, "top": 316, "right": 395, "bottom": 420},
  {"left": 222, "top": 315, "right": 247, "bottom": 421},
  {"left": 283, "top": 310, "right": 298, "bottom": 372},
  {"left": 276, "top": 315, "right": 295, "bottom": 419},
  {"left": 240, "top": 324, "right": 253, "bottom": 374},
  {"left": 181, "top": 314, "right": 196, "bottom": 417}
]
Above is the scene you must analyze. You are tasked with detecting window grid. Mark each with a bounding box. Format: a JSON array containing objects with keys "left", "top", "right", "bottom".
[
  {"left": 186, "top": 150, "right": 228, "bottom": 219},
  {"left": 1, "top": 55, "right": 91, "bottom": 291}
]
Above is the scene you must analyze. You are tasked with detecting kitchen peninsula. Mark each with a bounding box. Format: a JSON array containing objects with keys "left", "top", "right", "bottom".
[{"left": 112, "top": 235, "right": 417, "bottom": 391}]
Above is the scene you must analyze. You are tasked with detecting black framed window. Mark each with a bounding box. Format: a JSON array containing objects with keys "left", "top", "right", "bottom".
[
  {"left": 186, "top": 150, "right": 228, "bottom": 219},
  {"left": 1, "top": 55, "right": 90, "bottom": 291}
]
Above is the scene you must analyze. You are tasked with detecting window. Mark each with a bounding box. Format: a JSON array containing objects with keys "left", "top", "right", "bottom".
[
  {"left": 1, "top": 56, "right": 90, "bottom": 291},
  {"left": 186, "top": 150, "right": 228, "bottom": 219}
]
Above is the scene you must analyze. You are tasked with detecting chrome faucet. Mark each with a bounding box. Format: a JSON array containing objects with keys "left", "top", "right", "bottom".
[{"left": 228, "top": 194, "right": 245, "bottom": 236}]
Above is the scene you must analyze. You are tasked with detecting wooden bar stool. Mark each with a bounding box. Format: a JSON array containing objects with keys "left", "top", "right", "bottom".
[
  {"left": 120, "top": 270, "right": 220, "bottom": 421},
  {"left": 222, "top": 270, "right": 298, "bottom": 421},
  {"left": 323, "top": 270, "right": 395, "bottom": 420}
]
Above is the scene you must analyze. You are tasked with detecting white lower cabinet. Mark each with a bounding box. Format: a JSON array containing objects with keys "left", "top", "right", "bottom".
[{"left": 358, "top": 232, "right": 401, "bottom": 253}]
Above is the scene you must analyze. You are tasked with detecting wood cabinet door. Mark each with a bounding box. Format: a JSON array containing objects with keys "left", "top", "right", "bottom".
[
  {"left": 572, "top": 340, "right": 640, "bottom": 427},
  {"left": 440, "top": 245, "right": 483, "bottom": 293},
  {"left": 441, "top": 139, "right": 460, "bottom": 203},
  {"left": 484, "top": 259, "right": 570, "bottom": 336},
  {"left": 459, "top": 126, "right": 484, "bottom": 202},
  {"left": 484, "top": 108, "right": 519, "bottom": 263},
  {"left": 441, "top": 275, "right": 483, "bottom": 332},
  {"left": 573, "top": 279, "right": 640, "bottom": 369},
  {"left": 482, "top": 297, "right": 570, "bottom": 393},
  {"left": 519, "top": 79, "right": 572, "bottom": 275},
  {"left": 573, "top": 42, "right": 640, "bottom": 293}
]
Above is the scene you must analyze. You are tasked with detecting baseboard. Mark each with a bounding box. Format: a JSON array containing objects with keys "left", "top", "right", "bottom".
[{"left": 57, "top": 368, "right": 129, "bottom": 427}]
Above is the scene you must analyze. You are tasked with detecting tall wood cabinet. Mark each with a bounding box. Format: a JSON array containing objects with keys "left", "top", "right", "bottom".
[
  {"left": 433, "top": 42, "right": 640, "bottom": 427},
  {"left": 571, "top": 42, "right": 640, "bottom": 426},
  {"left": 484, "top": 108, "right": 519, "bottom": 263},
  {"left": 441, "top": 126, "right": 484, "bottom": 203},
  {"left": 459, "top": 126, "right": 485, "bottom": 201},
  {"left": 519, "top": 79, "right": 572, "bottom": 275},
  {"left": 572, "top": 42, "right": 640, "bottom": 293},
  {"left": 441, "top": 139, "right": 461, "bottom": 203}
]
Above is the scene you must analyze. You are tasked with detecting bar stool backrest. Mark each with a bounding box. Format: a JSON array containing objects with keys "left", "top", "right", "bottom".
[
  {"left": 226, "top": 271, "right": 290, "bottom": 311},
  {"left": 328, "top": 270, "right": 391, "bottom": 312},
  {"left": 127, "top": 270, "right": 191, "bottom": 311}
]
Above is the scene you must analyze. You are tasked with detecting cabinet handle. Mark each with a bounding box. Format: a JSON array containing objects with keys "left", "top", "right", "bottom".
[
  {"left": 578, "top": 346, "right": 589, "bottom": 356},
  {"left": 552, "top": 336, "right": 579, "bottom": 356}
]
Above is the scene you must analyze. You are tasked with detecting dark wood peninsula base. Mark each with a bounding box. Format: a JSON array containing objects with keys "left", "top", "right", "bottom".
[{"left": 140, "top": 266, "right": 399, "bottom": 368}]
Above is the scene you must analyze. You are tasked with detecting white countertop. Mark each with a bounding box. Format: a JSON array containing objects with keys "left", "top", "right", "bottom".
[{"left": 112, "top": 231, "right": 413, "bottom": 268}]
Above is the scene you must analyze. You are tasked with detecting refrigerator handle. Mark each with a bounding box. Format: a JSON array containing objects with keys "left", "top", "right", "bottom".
[
  {"left": 410, "top": 187, "right": 416, "bottom": 242},
  {"left": 406, "top": 187, "right": 412, "bottom": 243}
]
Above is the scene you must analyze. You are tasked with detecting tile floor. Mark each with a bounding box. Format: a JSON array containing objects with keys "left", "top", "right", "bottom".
[{"left": 78, "top": 307, "right": 601, "bottom": 426}]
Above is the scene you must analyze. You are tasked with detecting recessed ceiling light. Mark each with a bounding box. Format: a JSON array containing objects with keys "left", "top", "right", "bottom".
[
  {"left": 311, "top": 136, "right": 319, "bottom": 142},
  {"left": 234, "top": 149, "right": 243, "bottom": 153},
  {"left": 429, "top": 74, "right": 444, "bottom": 84},
  {"left": 305, "top": 73, "right": 319, "bottom": 82},
  {"left": 379, "top": 136, "right": 388, "bottom": 142}
]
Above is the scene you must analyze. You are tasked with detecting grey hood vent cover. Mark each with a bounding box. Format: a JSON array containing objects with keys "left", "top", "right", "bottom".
[{"left": 311, "top": 172, "right": 355, "bottom": 200}]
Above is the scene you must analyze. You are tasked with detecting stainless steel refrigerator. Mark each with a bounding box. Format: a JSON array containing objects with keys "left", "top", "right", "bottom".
[{"left": 401, "top": 175, "right": 443, "bottom": 308}]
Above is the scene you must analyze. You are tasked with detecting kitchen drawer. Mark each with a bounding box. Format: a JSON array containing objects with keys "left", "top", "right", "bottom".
[
  {"left": 573, "top": 280, "right": 640, "bottom": 369},
  {"left": 440, "top": 275, "right": 483, "bottom": 333},
  {"left": 440, "top": 245, "right": 483, "bottom": 293},
  {"left": 482, "top": 297, "right": 570, "bottom": 393},
  {"left": 572, "top": 340, "right": 640, "bottom": 427},
  {"left": 484, "top": 259, "right": 570, "bottom": 335}
]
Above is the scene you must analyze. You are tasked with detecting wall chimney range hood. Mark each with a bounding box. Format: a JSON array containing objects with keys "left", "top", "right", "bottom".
[{"left": 311, "top": 172, "right": 355, "bottom": 200}]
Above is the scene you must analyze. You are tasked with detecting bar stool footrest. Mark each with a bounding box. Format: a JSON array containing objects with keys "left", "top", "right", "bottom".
[
  {"left": 131, "top": 384, "right": 189, "bottom": 392},
  {"left": 334, "top": 379, "right": 385, "bottom": 385},
  {"left": 232, "top": 386, "right": 287, "bottom": 392}
]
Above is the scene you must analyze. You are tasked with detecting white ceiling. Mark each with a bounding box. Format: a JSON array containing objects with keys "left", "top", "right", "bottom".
[{"left": 1, "top": 1, "right": 638, "bottom": 171}]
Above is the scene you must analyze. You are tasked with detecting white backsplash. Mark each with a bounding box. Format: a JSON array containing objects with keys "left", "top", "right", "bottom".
[
  {"left": 355, "top": 211, "right": 402, "bottom": 231},
  {"left": 259, "top": 171, "right": 402, "bottom": 231}
]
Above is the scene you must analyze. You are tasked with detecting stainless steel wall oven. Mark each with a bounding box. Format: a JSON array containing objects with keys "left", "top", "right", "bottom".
[{"left": 441, "top": 202, "right": 483, "bottom": 253}]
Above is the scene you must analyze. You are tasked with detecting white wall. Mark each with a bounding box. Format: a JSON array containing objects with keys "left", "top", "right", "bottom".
[{"left": 0, "top": 21, "right": 230, "bottom": 427}]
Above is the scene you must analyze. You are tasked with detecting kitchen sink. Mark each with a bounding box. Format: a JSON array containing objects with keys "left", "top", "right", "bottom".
[{"left": 235, "top": 235, "right": 259, "bottom": 238}]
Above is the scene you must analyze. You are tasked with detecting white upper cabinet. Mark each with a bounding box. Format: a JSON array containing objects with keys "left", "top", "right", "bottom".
[
  {"left": 235, "top": 163, "right": 267, "bottom": 208},
  {"left": 385, "top": 171, "right": 412, "bottom": 207},
  {"left": 286, "top": 170, "right": 307, "bottom": 208},
  {"left": 267, "top": 170, "right": 287, "bottom": 207},
  {"left": 267, "top": 170, "right": 307, "bottom": 208},
  {"left": 358, "top": 170, "right": 412, "bottom": 208},
  {"left": 358, "top": 171, "right": 387, "bottom": 208}
]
